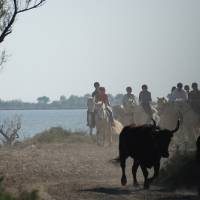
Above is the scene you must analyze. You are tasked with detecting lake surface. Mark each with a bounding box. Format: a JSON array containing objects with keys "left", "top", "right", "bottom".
[{"left": 0, "top": 109, "right": 88, "bottom": 138}]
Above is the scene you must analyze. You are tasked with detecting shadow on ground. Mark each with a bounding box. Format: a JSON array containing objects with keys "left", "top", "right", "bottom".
[
  {"left": 80, "top": 187, "right": 133, "bottom": 195},
  {"left": 80, "top": 186, "right": 199, "bottom": 200},
  {"left": 156, "top": 195, "right": 199, "bottom": 200}
]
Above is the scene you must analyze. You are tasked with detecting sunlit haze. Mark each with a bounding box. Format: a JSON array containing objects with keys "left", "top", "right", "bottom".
[{"left": 1, "top": 0, "right": 200, "bottom": 102}]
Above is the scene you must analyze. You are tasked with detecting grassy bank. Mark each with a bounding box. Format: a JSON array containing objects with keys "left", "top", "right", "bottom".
[{"left": 14, "top": 127, "right": 95, "bottom": 148}]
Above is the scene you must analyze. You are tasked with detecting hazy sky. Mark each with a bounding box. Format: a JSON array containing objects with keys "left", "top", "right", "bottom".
[{"left": 0, "top": 0, "right": 200, "bottom": 102}]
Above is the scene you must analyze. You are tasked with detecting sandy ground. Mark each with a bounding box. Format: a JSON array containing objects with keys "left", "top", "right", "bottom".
[{"left": 0, "top": 139, "right": 198, "bottom": 200}]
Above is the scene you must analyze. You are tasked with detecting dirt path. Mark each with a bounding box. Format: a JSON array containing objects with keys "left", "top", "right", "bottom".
[{"left": 0, "top": 141, "right": 198, "bottom": 200}]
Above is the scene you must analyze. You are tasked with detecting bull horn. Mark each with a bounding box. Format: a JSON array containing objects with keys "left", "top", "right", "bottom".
[{"left": 171, "top": 120, "right": 180, "bottom": 134}]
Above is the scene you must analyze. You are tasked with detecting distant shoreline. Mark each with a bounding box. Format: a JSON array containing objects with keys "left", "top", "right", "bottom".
[{"left": 0, "top": 107, "right": 87, "bottom": 111}]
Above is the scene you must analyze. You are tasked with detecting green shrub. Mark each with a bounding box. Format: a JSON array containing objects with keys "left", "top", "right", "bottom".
[{"left": 30, "top": 127, "right": 91, "bottom": 144}]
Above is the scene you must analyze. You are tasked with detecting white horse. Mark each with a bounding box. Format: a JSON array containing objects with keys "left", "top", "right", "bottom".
[
  {"left": 95, "top": 102, "right": 112, "bottom": 146},
  {"left": 87, "top": 97, "right": 123, "bottom": 145},
  {"left": 113, "top": 103, "right": 159, "bottom": 126}
]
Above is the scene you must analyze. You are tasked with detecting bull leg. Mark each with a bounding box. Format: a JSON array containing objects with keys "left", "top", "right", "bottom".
[
  {"left": 120, "top": 157, "right": 127, "bottom": 186},
  {"left": 149, "top": 162, "right": 160, "bottom": 184},
  {"left": 132, "top": 160, "right": 139, "bottom": 187},
  {"left": 193, "top": 127, "right": 200, "bottom": 141},
  {"left": 153, "top": 162, "right": 160, "bottom": 179},
  {"left": 140, "top": 165, "right": 149, "bottom": 189}
]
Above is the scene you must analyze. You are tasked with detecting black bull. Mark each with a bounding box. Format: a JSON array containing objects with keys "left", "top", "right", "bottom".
[{"left": 118, "top": 120, "right": 180, "bottom": 189}]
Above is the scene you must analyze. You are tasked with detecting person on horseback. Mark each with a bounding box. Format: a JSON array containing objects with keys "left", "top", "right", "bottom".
[
  {"left": 92, "top": 82, "right": 100, "bottom": 102},
  {"left": 189, "top": 82, "right": 200, "bottom": 114},
  {"left": 171, "top": 82, "right": 188, "bottom": 123},
  {"left": 167, "top": 86, "right": 176, "bottom": 102},
  {"left": 139, "top": 84, "right": 153, "bottom": 119},
  {"left": 122, "top": 86, "right": 136, "bottom": 125},
  {"left": 97, "top": 87, "right": 115, "bottom": 126},
  {"left": 171, "top": 82, "right": 188, "bottom": 102},
  {"left": 184, "top": 85, "right": 190, "bottom": 96},
  {"left": 122, "top": 86, "right": 136, "bottom": 110}
]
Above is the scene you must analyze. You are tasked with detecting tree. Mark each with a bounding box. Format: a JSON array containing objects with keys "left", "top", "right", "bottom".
[
  {"left": 0, "top": 115, "right": 21, "bottom": 145},
  {"left": 37, "top": 96, "right": 50, "bottom": 104},
  {"left": 59, "top": 95, "right": 67, "bottom": 103},
  {"left": 0, "top": 0, "right": 46, "bottom": 65}
]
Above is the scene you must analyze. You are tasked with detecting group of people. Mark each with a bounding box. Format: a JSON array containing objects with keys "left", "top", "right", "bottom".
[
  {"left": 87, "top": 82, "right": 153, "bottom": 127},
  {"left": 122, "top": 84, "right": 153, "bottom": 117},
  {"left": 92, "top": 82, "right": 153, "bottom": 110},
  {"left": 167, "top": 82, "right": 200, "bottom": 114},
  {"left": 87, "top": 81, "right": 200, "bottom": 127}
]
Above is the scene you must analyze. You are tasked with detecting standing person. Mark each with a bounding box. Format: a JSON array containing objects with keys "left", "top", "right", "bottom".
[
  {"left": 171, "top": 82, "right": 188, "bottom": 102},
  {"left": 189, "top": 82, "right": 200, "bottom": 114},
  {"left": 139, "top": 84, "right": 152, "bottom": 120},
  {"left": 122, "top": 86, "right": 136, "bottom": 125}
]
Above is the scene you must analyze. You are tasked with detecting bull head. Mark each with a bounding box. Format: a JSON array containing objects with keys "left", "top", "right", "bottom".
[{"left": 155, "top": 120, "right": 180, "bottom": 158}]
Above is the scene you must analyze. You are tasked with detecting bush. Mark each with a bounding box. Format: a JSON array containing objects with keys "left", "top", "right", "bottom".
[
  {"left": 29, "top": 127, "right": 92, "bottom": 144},
  {"left": 158, "top": 150, "right": 200, "bottom": 190}
]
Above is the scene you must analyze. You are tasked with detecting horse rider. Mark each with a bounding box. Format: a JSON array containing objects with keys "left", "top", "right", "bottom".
[
  {"left": 92, "top": 82, "right": 100, "bottom": 102},
  {"left": 139, "top": 84, "right": 153, "bottom": 120},
  {"left": 87, "top": 82, "right": 100, "bottom": 127},
  {"left": 122, "top": 86, "right": 136, "bottom": 110},
  {"left": 184, "top": 85, "right": 190, "bottom": 97},
  {"left": 171, "top": 82, "right": 188, "bottom": 122},
  {"left": 122, "top": 86, "right": 136, "bottom": 125},
  {"left": 171, "top": 82, "right": 188, "bottom": 102},
  {"left": 188, "top": 82, "right": 200, "bottom": 115},
  {"left": 167, "top": 86, "right": 176, "bottom": 102},
  {"left": 97, "top": 87, "right": 115, "bottom": 126}
]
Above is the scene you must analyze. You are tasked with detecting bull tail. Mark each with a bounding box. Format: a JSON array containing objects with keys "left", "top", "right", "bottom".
[{"left": 112, "top": 126, "right": 128, "bottom": 164}]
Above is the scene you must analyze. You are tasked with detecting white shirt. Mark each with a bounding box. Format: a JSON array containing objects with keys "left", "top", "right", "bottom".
[{"left": 171, "top": 89, "right": 188, "bottom": 102}]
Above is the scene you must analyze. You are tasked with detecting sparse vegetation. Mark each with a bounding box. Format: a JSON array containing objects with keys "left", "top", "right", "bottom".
[
  {"left": 0, "top": 115, "right": 21, "bottom": 146},
  {"left": 25, "top": 127, "right": 94, "bottom": 144},
  {"left": 0, "top": 126, "right": 198, "bottom": 199}
]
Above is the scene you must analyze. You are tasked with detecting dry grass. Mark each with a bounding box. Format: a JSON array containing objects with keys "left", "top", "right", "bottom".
[
  {"left": 14, "top": 127, "right": 94, "bottom": 148},
  {"left": 0, "top": 127, "right": 198, "bottom": 200}
]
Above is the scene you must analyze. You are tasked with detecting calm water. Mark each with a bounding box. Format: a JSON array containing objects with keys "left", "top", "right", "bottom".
[{"left": 0, "top": 109, "right": 88, "bottom": 138}]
